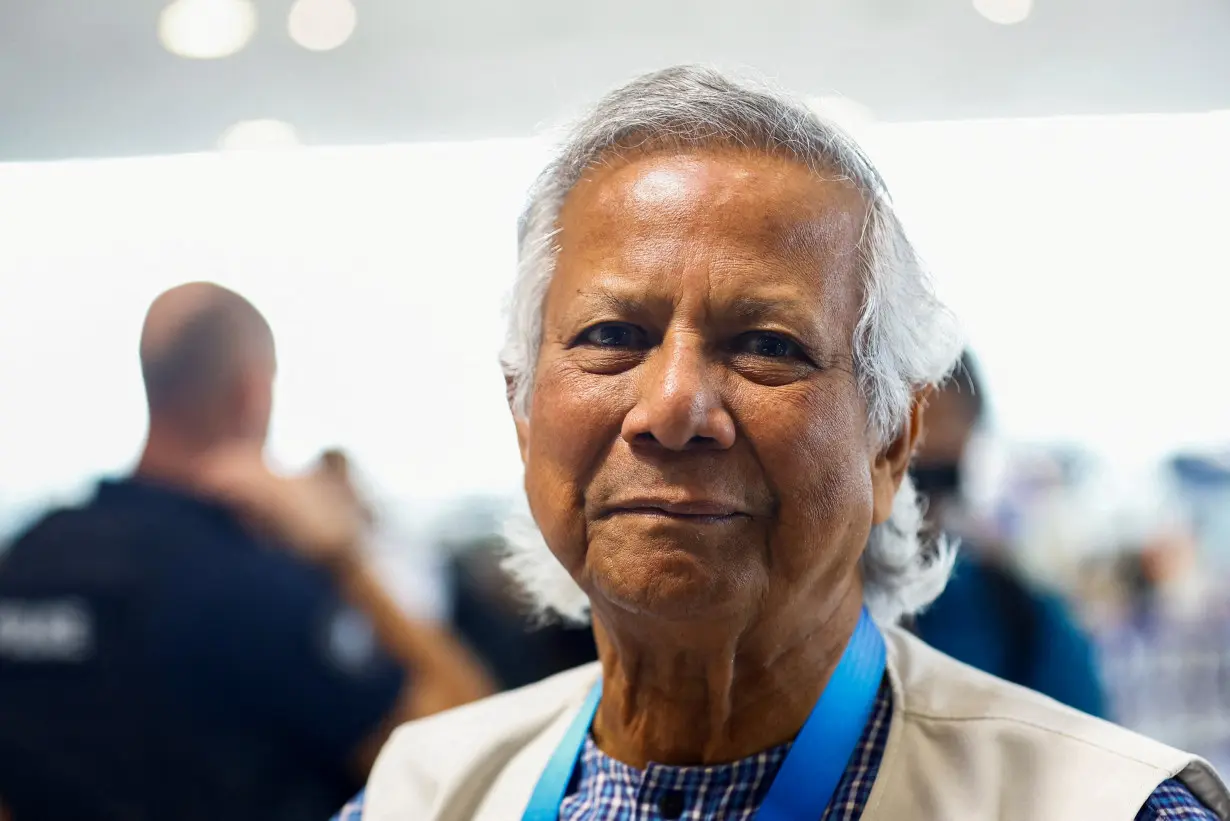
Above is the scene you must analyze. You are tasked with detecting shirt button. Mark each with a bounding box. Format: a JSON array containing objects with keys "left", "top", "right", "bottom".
[{"left": 658, "top": 790, "right": 685, "bottom": 820}]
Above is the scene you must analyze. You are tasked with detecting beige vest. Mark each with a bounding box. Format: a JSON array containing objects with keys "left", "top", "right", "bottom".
[{"left": 362, "top": 626, "right": 1230, "bottom": 820}]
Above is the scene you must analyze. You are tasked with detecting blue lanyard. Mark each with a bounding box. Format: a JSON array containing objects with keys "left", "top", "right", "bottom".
[{"left": 522, "top": 608, "right": 886, "bottom": 821}]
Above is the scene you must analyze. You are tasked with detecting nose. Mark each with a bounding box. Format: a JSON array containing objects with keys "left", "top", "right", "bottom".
[{"left": 621, "top": 332, "right": 736, "bottom": 451}]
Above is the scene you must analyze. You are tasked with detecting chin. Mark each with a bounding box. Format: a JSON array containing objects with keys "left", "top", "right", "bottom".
[{"left": 585, "top": 544, "right": 755, "bottom": 623}]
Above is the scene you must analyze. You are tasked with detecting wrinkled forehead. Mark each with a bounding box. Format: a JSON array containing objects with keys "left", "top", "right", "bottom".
[
  {"left": 563, "top": 148, "right": 866, "bottom": 247},
  {"left": 551, "top": 148, "right": 870, "bottom": 324}
]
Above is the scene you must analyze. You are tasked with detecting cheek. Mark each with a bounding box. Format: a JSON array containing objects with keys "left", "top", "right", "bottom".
[
  {"left": 742, "top": 382, "right": 875, "bottom": 574},
  {"left": 523, "top": 360, "right": 629, "bottom": 567},
  {"left": 530, "top": 361, "right": 624, "bottom": 471}
]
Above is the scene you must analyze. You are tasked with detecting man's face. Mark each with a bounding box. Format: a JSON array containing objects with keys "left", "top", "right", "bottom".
[{"left": 515, "top": 148, "right": 915, "bottom": 627}]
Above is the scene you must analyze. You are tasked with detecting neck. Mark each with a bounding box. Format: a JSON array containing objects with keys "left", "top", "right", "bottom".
[
  {"left": 135, "top": 423, "right": 235, "bottom": 489},
  {"left": 589, "top": 580, "right": 863, "bottom": 768}
]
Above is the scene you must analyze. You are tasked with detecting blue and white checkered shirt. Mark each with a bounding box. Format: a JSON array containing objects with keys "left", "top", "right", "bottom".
[{"left": 333, "top": 680, "right": 1216, "bottom": 820}]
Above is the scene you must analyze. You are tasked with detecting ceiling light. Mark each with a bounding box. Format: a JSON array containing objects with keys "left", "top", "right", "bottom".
[
  {"left": 218, "top": 120, "right": 300, "bottom": 150},
  {"left": 972, "top": 0, "right": 1033, "bottom": 25},
  {"left": 158, "top": 0, "right": 258, "bottom": 60},
  {"left": 287, "top": 0, "right": 357, "bottom": 52}
]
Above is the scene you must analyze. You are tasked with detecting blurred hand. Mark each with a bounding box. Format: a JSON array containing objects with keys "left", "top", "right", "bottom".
[{"left": 195, "top": 447, "right": 367, "bottom": 570}]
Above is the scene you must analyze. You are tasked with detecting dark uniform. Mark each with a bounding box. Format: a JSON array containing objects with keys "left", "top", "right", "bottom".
[{"left": 0, "top": 479, "right": 405, "bottom": 821}]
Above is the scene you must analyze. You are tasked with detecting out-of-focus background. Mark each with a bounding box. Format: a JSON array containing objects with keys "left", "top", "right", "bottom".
[{"left": 3, "top": 0, "right": 1230, "bottom": 776}]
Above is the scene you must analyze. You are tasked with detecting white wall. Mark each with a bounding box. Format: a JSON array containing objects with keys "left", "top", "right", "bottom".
[
  {"left": 867, "top": 112, "right": 1230, "bottom": 463},
  {"left": 1, "top": 113, "right": 1227, "bottom": 518}
]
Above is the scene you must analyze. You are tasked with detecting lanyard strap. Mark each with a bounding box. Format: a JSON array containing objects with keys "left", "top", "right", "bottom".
[{"left": 522, "top": 608, "right": 886, "bottom": 821}]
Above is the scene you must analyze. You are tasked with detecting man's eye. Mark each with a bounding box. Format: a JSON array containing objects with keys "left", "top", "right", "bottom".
[
  {"left": 580, "top": 323, "right": 646, "bottom": 348},
  {"left": 736, "top": 332, "right": 802, "bottom": 359}
]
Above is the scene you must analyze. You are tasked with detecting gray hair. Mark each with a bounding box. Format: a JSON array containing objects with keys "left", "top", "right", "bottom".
[{"left": 499, "top": 65, "right": 964, "bottom": 625}]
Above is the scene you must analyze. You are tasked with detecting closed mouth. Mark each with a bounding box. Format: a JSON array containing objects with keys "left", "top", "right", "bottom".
[{"left": 602, "top": 500, "right": 749, "bottom": 522}]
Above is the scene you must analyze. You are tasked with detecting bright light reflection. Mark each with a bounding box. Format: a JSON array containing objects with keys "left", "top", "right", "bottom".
[
  {"left": 158, "top": 0, "right": 257, "bottom": 59},
  {"left": 218, "top": 120, "right": 301, "bottom": 150},
  {"left": 972, "top": 0, "right": 1033, "bottom": 25},
  {"left": 287, "top": 0, "right": 357, "bottom": 52}
]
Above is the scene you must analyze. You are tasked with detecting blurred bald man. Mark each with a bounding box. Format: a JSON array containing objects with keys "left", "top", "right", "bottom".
[
  {"left": 138, "top": 282, "right": 277, "bottom": 474},
  {"left": 0, "top": 283, "right": 491, "bottom": 821}
]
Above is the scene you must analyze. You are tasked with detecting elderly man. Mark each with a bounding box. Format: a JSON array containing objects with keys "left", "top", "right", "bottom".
[{"left": 290, "top": 66, "right": 1229, "bottom": 819}]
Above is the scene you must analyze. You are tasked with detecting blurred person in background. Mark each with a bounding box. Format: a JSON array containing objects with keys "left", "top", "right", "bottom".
[
  {"left": 447, "top": 529, "right": 598, "bottom": 690},
  {"left": 341, "top": 66, "right": 1225, "bottom": 820},
  {"left": 0, "top": 282, "right": 491, "bottom": 821},
  {"left": 319, "top": 449, "right": 452, "bottom": 624},
  {"left": 909, "top": 350, "right": 1108, "bottom": 716},
  {"left": 1099, "top": 526, "right": 1230, "bottom": 774}
]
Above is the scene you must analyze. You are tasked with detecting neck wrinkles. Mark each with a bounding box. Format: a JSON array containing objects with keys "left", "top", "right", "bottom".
[{"left": 588, "top": 580, "right": 863, "bottom": 768}]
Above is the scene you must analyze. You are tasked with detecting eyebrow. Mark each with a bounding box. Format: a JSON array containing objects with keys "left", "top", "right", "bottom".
[
  {"left": 572, "top": 290, "right": 650, "bottom": 317},
  {"left": 572, "top": 289, "right": 818, "bottom": 330},
  {"left": 724, "top": 296, "right": 806, "bottom": 325}
]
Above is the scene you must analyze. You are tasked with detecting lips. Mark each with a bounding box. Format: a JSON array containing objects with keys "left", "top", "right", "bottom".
[{"left": 604, "top": 498, "right": 746, "bottom": 519}]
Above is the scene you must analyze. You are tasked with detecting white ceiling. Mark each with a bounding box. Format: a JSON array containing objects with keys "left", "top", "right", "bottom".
[{"left": 2, "top": 0, "right": 1229, "bottom": 161}]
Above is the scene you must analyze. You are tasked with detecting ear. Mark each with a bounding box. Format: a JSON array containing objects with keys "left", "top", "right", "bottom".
[
  {"left": 506, "top": 374, "right": 531, "bottom": 465},
  {"left": 870, "top": 387, "right": 932, "bottom": 525}
]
